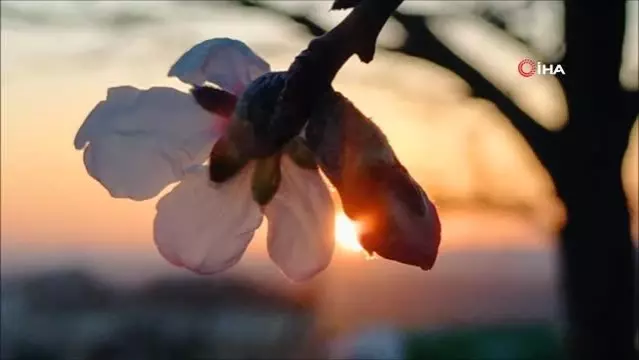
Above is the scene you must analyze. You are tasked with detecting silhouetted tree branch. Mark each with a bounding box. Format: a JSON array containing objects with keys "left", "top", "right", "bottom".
[
  {"left": 388, "top": 12, "right": 559, "bottom": 173},
  {"left": 242, "top": 0, "right": 404, "bottom": 156},
  {"left": 478, "top": 5, "right": 541, "bottom": 54},
  {"left": 237, "top": 0, "right": 326, "bottom": 37}
]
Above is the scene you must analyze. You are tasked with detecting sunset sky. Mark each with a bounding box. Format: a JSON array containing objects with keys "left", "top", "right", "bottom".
[{"left": 1, "top": 1, "right": 637, "bottom": 276}]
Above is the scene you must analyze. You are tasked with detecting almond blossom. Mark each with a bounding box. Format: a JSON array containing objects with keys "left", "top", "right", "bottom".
[{"left": 74, "top": 38, "right": 334, "bottom": 281}]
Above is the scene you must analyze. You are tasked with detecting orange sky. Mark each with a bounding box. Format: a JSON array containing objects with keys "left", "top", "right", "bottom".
[{"left": 1, "top": 2, "right": 637, "bottom": 262}]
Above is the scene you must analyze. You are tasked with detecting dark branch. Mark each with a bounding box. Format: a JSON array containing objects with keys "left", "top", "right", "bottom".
[
  {"left": 288, "top": 14, "right": 328, "bottom": 37},
  {"left": 331, "top": 0, "right": 363, "bottom": 10},
  {"left": 477, "top": 9, "right": 553, "bottom": 63},
  {"left": 478, "top": 8, "right": 536, "bottom": 52},
  {"left": 256, "top": 0, "right": 404, "bottom": 157},
  {"left": 235, "top": 0, "right": 326, "bottom": 37},
  {"left": 387, "top": 12, "right": 558, "bottom": 172}
]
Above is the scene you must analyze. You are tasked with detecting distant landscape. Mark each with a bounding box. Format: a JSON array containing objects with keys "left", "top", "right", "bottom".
[{"left": 2, "top": 240, "right": 562, "bottom": 334}]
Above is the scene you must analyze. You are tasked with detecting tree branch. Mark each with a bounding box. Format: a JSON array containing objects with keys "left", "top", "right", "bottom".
[
  {"left": 387, "top": 12, "right": 558, "bottom": 172},
  {"left": 236, "top": 0, "right": 326, "bottom": 37},
  {"left": 478, "top": 7, "right": 539, "bottom": 53},
  {"left": 251, "top": 0, "right": 404, "bottom": 157}
]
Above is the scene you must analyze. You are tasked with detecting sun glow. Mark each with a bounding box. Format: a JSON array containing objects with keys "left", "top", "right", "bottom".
[{"left": 334, "top": 212, "right": 364, "bottom": 252}]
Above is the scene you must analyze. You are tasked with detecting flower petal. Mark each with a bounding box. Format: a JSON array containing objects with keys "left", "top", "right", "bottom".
[
  {"left": 74, "top": 86, "right": 140, "bottom": 150},
  {"left": 84, "top": 134, "right": 180, "bottom": 200},
  {"left": 153, "top": 164, "right": 263, "bottom": 274},
  {"left": 75, "top": 86, "right": 220, "bottom": 200},
  {"left": 168, "top": 38, "right": 270, "bottom": 95},
  {"left": 264, "top": 156, "right": 335, "bottom": 281}
]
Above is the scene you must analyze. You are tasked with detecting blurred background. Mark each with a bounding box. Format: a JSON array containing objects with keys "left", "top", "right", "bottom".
[{"left": 1, "top": 1, "right": 637, "bottom": 359}]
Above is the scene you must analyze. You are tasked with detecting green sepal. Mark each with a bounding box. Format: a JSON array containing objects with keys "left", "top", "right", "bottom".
[
  {"left": 284, "top": 138, "right": 318, "bottom": 170},
  {"left": 209, "top": 136, "right": 249, "bottom": 183},
  {"left": 251, "top": 153, "right": 282, "bottom": 206}
]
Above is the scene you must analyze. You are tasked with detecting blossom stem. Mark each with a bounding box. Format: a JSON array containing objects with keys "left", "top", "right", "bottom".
[{"left": 260, "top": 0, "right": 404, "bottom": 157}]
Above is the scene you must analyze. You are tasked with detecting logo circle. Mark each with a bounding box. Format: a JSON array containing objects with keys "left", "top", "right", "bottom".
[{"left": 518, "top": 59, "right": 536, "bottom": 77}]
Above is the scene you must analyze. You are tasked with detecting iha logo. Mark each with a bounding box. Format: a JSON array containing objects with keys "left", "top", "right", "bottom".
[{"left": 518, "top": 58, "right": 565, "bottom": 77}]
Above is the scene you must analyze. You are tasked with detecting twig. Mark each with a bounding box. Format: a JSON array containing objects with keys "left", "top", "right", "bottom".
[{"left": 254, "top": 0, "right": 404, "bottom": 157}]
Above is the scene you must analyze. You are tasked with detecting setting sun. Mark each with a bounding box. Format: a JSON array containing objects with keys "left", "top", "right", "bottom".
[{"left": 334, "top": 212, "right": 364, "bottom": 252}]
